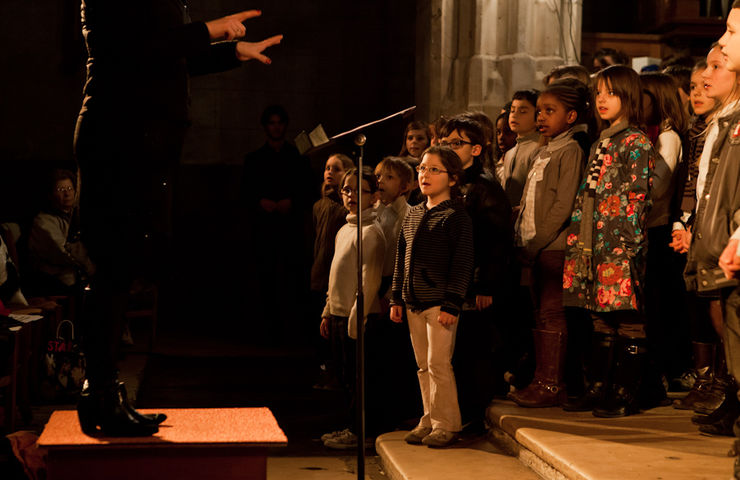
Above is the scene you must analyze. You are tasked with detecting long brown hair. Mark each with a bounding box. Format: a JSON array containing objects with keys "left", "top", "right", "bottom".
[
  {"left": 640, "top": 72, "right": 689, "bottom": 134},
  {"left": 594, "top": 65, "right": 643, "bottom": 128}
]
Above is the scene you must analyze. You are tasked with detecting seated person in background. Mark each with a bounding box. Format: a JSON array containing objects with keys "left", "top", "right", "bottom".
[
  {"left": 0, "top": 227, "right": 26, "bottom": 308},
  {"left": 27, "top": 169, "right": 95, "bottom": 296}
]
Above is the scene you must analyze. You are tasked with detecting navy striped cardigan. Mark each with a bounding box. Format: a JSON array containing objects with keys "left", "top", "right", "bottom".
[{"left": 391, "top": 199, "right": 474, "bottom": 316}]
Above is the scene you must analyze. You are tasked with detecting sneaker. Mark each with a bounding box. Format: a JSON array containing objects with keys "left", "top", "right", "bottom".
[
  {"left": 323, "top": 430, "right": 374, "bottom": 450},
  {"left": 671, "top": 369, "right": 697, "bottom": 392},
  {"left": 421, "top": 429, "right": 458, "bottom": 448},
  {"left": 320, "top": 428, "right": 351, "bottom": 443},
  {"left": 404, "top": 425, "right": 432, "bottom": 445}
]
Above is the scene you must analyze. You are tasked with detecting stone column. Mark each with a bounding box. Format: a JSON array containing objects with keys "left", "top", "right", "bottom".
[{"left": 417, "top": 0, "right": 583, "bottom": 121}]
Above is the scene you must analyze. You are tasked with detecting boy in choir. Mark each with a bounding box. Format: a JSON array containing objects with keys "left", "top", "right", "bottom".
[
  {"left": 502, "top": 90, "right": 541, "bottom": 209},
  {"left": 370, "top": 157, "right": 419, "bottom": 434},
  {"left": 439, "top": 115, "right": 514, "bottom": 430}
]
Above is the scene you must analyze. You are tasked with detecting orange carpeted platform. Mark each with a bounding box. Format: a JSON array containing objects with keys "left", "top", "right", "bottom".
[
  {"left": 38, "top": 407, "right": 288, "bottom": 447},
  {"left": 38, "top": 407, "right": 287, "bottom": 480}
]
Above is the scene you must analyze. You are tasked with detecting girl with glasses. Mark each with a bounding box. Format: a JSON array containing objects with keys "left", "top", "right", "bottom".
[{"left": 391, "top": 145, "right": 474, "bottom": 448}]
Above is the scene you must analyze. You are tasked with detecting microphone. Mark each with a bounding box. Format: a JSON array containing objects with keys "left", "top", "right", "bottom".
[{"left": 354, "top": 134, "right": 367, "bottom": 147}]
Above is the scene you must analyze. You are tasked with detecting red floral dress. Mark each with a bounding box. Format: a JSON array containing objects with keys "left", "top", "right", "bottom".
[{"left": 562, "top": 123, "right": 656, "bottom": 312}]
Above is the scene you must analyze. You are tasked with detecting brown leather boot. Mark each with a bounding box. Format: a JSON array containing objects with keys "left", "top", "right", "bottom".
[
  {"left": 694, "top": 341, "right": 730, "bottom": 415},
  {"left": 674, "top": 341, "right": 715, "bottom": 410},
  {"left": 509, "top": 330, "right": 567, "bottom": 407}
]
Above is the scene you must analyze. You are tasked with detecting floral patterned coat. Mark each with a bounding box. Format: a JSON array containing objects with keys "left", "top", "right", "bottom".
[{"left": 562, "top": 122, "right": 656, "bottom": 312}]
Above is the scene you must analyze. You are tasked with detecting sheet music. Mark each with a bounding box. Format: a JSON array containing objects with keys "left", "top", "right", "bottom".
[{"left": 9, "top": 313, "right": 44, "bottom": 323}]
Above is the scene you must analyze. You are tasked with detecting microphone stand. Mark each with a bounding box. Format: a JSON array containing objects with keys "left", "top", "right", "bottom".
[{"left": 354, "top": 133, "right": 366, "bottom": 480}]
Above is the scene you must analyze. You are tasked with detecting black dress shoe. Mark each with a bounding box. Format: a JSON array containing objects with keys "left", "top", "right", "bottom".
[
  {"left": 698, "top": 419, "right": 735, "bottom": 436},
  {"left": 562, "top": 382, "right": 606, "bottom": 412},
  {"left": 692, "top": 392, "right": 740, "bottom": 425},
  {"left": 593, "top": 386, "right": 640, "bottom": 418},
  {"left": 697, "top": 407, "right": 737, "bottom": 436},
  {"left": 78, "top": 380, "right": 159, "bottom": 436}
]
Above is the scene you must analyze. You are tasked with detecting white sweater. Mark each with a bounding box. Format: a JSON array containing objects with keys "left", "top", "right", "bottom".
[
  {"left": 323, "top": 208, "right": 386, "bottom": 339},
  {"left": 376, "top": 196, "right": 410, "bottom": 278},
  {"left": 647, "top": 129, "right": 682, "bottom": 228}
]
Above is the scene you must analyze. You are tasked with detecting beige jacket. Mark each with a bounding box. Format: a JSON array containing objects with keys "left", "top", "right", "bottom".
[{"left": 516, "top": 129, "right": 585, "bottom": 258}]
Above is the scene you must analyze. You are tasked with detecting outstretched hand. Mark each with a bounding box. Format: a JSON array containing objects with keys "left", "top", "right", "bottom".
[
  {"left": 206, "top": 10, "right": 261, "bottom": 41},
  {"left": 236, "top": 35, "right": 283, "bottom": 64}
]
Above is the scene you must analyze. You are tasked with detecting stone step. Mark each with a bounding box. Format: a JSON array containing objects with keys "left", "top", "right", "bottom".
[
  {"left": 376, "top": 430, "right": 542, "bottom": 480},
  {"left": 486, "top": 399, "right": 736, "bottom": 480}
]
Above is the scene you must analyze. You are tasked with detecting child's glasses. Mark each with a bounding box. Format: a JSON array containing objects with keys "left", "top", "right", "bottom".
[
  {"left": 341, "top": 186, "right": 372, "bottom": 196},
  {"left": 439, "top": 139, "right": 472, "bottom": 149},
  {"left": 416, "top": 165, "right": 448, "bottom": 175}
]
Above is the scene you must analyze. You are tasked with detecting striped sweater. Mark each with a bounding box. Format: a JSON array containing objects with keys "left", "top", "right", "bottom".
[{"left": 391, "top": 199, "right": 474, "bottom": 316}]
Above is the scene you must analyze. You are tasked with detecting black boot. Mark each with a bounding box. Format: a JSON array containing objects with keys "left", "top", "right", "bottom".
[
  {"left": 562, "top": 333, "right": 616, "bottom": 412},
  {"left": 693, "top": 341, "right": 730, "bottom": 415},
  {"left": 697, "top": 409, "right": 737, "bottom": 436},
  {"left": 696, "top": 385, "right": 739, "bottom": 436},
  {"left": 117, "top": 382, "right": 167, "bottom": 426},
  {"left": 692, "top": 381, "right": 739, "bottom": 425},
  {"left": 638, "top": 357, "right": 670, "bottom": 409},
  {"left": 593, "top": 337, "right": 647, "bottom": 418},
  {"left": 78, "top": 379, "right": 159, "bottom": 436}
]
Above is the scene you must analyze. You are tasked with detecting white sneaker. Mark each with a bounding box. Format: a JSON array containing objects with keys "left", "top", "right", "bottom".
[
  {"left": 320, "top": 428, "right": 351, "bottom": 443},
  {"left": 404, "top": 425, "right": 432, "bottom": 445},
  {"left": 323, "top": 430, "right": 374, "bottom": 450},
  {"left": 421, "top": 429, "right": 458, "bottom": 448}
]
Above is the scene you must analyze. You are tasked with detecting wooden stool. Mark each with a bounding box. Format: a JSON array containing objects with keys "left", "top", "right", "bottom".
[{"left": 38, "top": 407, "right": 288, "bottom": 480}]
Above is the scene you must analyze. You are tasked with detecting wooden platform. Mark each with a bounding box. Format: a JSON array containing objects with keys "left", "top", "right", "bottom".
[{"left": 38, "top": 407, "right": 288, "bottom": 480}]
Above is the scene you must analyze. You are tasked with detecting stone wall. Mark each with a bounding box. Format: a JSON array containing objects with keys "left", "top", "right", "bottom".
[{"left": 417, "top": 0, "right": 583, "bottom": 121}]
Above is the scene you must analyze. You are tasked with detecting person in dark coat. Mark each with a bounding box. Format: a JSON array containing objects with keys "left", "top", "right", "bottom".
[{"left": 74, "top": 1, "right": 281, "bottom": 436}]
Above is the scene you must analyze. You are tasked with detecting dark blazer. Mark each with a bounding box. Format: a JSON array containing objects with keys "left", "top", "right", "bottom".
[
  {"left": 460, "top": 159, "right": 514, "bottom": 298},
  {"left": 78, "top": 0, "right": 240, "bottom": 126}
]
